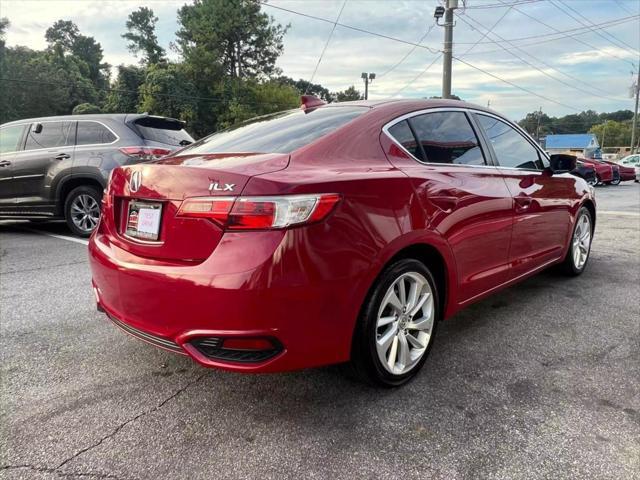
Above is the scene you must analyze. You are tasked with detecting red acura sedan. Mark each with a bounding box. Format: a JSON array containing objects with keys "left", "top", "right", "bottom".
[{"left": 89, "top": 98, "right": 596, "bottom": 386}]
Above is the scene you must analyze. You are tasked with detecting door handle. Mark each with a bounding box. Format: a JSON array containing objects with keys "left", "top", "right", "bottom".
[
  {"left": 514, "top": 196, "right": 533, "bottom": 212},
  {"left": 0, "top": 160, "right": 11, "bottom": 167},
  {"left": 55, "top": 153, "right": 70, "bottom": 160}
]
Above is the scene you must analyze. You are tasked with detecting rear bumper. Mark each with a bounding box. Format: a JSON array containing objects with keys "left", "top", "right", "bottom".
[{"left": 89, "top": 227, "right": 369, "bottom": 373}]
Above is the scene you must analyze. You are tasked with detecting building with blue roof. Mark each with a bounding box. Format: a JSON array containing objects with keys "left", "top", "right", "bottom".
[{"left": 543, "top": 134, "right": 600, "bottom": 155}]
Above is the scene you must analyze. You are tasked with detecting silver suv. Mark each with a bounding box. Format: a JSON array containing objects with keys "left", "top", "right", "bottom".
[{"left": 0, "top": 114, "right": 194, "bottom": 236}]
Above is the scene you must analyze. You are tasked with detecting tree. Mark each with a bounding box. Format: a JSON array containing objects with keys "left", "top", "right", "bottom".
[
  {"left": 72, "top": 103, "right": 102, "bottom": 114},
  {"left": 122, "top": 7, "right": 165, "bottom": 65},
  {"left": 104, "top": 65, "right": 145, "bottom": 113},
  {"left": 335, "top": 86, "right": 363, "bottom": 102},
  {"left": 518, "top": 110, "right": 552, "bottom": 137},
  {"left": 0, "top": 17, "right": 9, "bottom": 48},
  {"left": 176, "top": 0, "right": 288, "bottom": 79},
  {"left": 138, "top": 63, "right": 198, "bottom": 125},
  {"left": 589, "top": 120, "right": 632, "bottom": 148},
  {"left": 277, "top": 76, "right": 331, "bottom": 102},
  {"left": 45, "top": 20, "right": 79, "bottom": 54},
  {"left": 45, "top": 20, "right": 109, "bottom": 91}
]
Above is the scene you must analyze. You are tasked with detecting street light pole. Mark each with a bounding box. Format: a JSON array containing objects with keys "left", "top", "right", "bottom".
[{"left": 361, "top": 72, "right": 376, "bottom": 100}]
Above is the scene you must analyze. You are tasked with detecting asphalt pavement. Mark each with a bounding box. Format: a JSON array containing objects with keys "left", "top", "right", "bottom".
[{"left": 1, "top": 183, "right": 639, "bottom": 480}]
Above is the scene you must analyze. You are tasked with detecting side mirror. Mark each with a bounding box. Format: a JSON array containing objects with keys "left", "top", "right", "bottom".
[
  {"left": 549, "top": 154, "right": 576, "bottom": 174},
  {"left": 33, "top": 123, "right": 43, "bottom": 134}
]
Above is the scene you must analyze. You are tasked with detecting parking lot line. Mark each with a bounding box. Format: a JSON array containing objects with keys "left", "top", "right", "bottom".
[
  {"left": 24, "top": 228, "right": 89, "bottom": 246},
  {"left": 598, "top": 210, "right": 640, "bottom": 217}
]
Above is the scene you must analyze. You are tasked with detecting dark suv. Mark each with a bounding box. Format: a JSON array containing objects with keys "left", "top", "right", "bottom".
[{"left": 0, "top": 114, "right": 194, "bottom": 236}]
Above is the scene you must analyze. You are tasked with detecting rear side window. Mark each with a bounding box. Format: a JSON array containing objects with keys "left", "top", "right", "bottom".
[
  {"left": 182, "top": 107, "right": 367, "bottom": 155},
  {"left": 408, "top": 112, "right": 485, "bottom": 165},
  {"left": 476, "top": 115, "right": 543, "bottom": 170},
  {"left": 24, "top": 122, "right": 74, "bottom": 150},
  {"left": 0, "top": 125, "right": 26, "bottom": 153},
  {"left": 134, "top": 117, "right": 194, "bottom": 146},
  {"left": 387, "top": 120, "right": 423, "bottom": 160},
  {"left": 77, "top": 121, "right": 117, "bottom": 145}
]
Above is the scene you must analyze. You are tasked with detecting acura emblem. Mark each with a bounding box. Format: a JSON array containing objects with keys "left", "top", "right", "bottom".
[{"left": 130, "top": 171, "right": 142, "bottom": 193}]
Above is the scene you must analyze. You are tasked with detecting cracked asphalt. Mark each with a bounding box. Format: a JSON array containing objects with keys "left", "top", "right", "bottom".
[{"left": 1, "top": 183, "right": 639, "bottom": 480}]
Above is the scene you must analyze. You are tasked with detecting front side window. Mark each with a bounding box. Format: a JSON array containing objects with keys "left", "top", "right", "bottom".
[
  {"left": 476, "top": 115, "right": 543, "bottom": 170},
  {"left": 0, "top": 125, "right": 26, "bottom": 153},
  {"left": 407, "top": 111, "right": 485, "bottom": 165},
  {"left": 77, "top": 121, "right": 117, "bottom": 145},
  {"left": 181, "top": 106, "right": 367, "bottom": 155},
  {"left": 24, "top": 122, "right": 74, "bottom": 151}
]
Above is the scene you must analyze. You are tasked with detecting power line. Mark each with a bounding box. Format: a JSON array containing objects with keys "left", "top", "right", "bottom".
[
  {"left": 551, "top": 0, "right": 639, "bottom": 54},
  {"left": 614, "top": 0, "right": 635, "bottom": 16},
  {"left": 390, "top": 54, "right": 442, "bottom": 97},
  {"left": 452, "top": 55, "right": 579, "bottom": 110},
  {"left": 0, "top": 77, "right": 296, "bottom": 109},
  {"left": 260, "top": 2, "right": 442, "bottom": 54},
  {"left": 464, "top": 0, "right": 542, "bottom": 8},
  {"left": 457, "top": 16, "right": 638, "bottom": 55},
  {"left": 306, "top": 0, "right": 347, "bottom": 91},
  {"left": 378, "top": 22, "right": 437, "bottom": 78},
  {"left": 389, "top": 2, "right": 512, "bottom": 98},
  {"left": 456, "top": 10, "right": 629, "bottom": 101},
  {"left": 504, "top": 2, "right": 636, "bottom": 68},
  {"left": 450, "top": 14, "right": 638, "bottom": 46}
]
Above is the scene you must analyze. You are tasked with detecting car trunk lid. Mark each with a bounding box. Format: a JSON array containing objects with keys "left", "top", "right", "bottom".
[{"left": 104, "top": 152, "right": 289, "bottom": 262}]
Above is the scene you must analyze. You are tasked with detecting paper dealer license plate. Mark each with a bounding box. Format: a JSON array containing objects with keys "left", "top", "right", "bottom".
[{"left": 126, "top": 201, "right": 162, "bottom": 241}]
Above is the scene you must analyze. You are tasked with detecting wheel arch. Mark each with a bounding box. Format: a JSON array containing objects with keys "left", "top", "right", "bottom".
[
  {"left": 581, "top": 198, "right": 596, "bottom": 231},
  {"left": 56, "top": 175, "right": 105, "bottom": 213}
]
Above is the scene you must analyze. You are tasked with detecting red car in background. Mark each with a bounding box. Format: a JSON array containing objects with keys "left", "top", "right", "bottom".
[
  {"left": 579, "top": 158, "right": 615, "bottom": 185},
  {"left": 89, "top": 98, "right": 596, "bottom": 386},
  {"left": 602, "top": 160, "right": 636, "bottom": 182}
]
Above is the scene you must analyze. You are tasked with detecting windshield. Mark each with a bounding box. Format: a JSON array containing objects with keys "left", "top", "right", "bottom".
[{"left": 180, "top": 106, "right": 367, "bottom": 155}]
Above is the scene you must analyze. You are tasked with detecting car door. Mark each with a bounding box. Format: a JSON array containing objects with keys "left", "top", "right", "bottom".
[
  {"left": 474, "top": 113, "right": 576, "bottom": 279},
  {"left": 383, "top": 109, "right": 514, "bottom": 305},
  {"left": 12, "top": 120, "right": 75, "bottom": 209},
  {"left": 0, "top": 123, "right": 27, "bottom": 210}
]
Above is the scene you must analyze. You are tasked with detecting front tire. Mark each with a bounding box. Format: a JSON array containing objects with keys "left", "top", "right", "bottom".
[
  {"left": 350, "top": 259, "right": 439, "bottom": 387},
  {"left": 64, "top": 186, "right": 102, "bottom": 237},
  {"left": 560, "top": 207, "right": 593, "bottom": 276}
]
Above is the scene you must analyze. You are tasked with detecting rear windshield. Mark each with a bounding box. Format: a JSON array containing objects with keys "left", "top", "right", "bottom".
[
  {"left": 134, "top": 117, "right": 194, "bottom": 146},
  {"left": 180, "top": 106, "right": 367, "bottom": 155}
]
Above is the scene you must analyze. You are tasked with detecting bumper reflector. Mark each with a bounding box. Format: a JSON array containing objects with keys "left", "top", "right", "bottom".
[{"left": 190, "top": 336, "right": 282, "bottom": 363}]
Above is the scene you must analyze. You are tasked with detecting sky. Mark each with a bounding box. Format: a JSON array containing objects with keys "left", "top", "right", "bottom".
[{"left": 1, "top": 0, "right": 639, "bottom": 120}]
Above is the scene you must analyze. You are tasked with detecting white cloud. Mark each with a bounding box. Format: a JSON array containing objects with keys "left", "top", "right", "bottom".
[{"left": 1, "top": 0, "right": 638, "bottom": 118}]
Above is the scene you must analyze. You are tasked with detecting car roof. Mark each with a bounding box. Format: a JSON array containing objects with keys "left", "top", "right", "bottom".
[
  {"left": 323, "top": 98, "right": 506, "bottom": 119},
  {"left": 0, "top": 113, "right": 187, "bottom": 127}
]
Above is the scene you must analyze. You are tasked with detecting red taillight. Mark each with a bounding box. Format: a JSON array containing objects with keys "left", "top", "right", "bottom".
[
  {"left": 119, "top": 146, "right": 171, "bottom": 161},
  {"left": 177, "top": 194, "right": 341, "bottom": 230}
]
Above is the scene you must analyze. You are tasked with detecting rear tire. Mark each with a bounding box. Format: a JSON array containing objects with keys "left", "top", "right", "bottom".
[
  {"left": 560, "top": 207, "right": 593, "bottom": 276},
  {"left": 64, "top": 186, "right": 102, "bottom": 237},
  {"left": 350, "top": 258, "right": 439, "bottom": 387}
]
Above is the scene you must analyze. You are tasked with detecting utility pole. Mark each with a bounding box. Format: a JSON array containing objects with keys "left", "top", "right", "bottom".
[
  {"left": 487, "top": 99, "right": 491, "bottom": 108},
  {"left": 437, "top": 0, "right": 458, "bottom": 99},
  {"left": 361, "top": 72, "right": 376, "bottom": 100},
  {"left": 631, "top": 67, "right": 639, "bottom": 154},
  {"left": 536, "top": 106, "right": 542, "bottom": 142},
  {"left": 602, "top": 120, "right": 607, "bottom": 150}
]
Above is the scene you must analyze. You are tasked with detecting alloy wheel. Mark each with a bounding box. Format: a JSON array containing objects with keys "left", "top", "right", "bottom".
[
  {"left": 375, "top": 272, "right": 435, "bottom": 375},
  {"left": 572, "top": 213, "right": 591, "bottom": 270},
  {"left": 70, "top": 194, "right": 100, "bottom": 233}
]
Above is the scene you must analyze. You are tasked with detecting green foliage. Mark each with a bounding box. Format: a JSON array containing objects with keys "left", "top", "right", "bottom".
[
  {"left": 335, "top": 86, "right": 363, "bottom": 102},
  {"left": 138, "top": 63, "right": 198, "bottom": 124},
  {"left": 589, "top": 120, "right": 633, "bottom": 148},
  {"left": 122, "top": 7, "right": 165, "bottom": 65},
  {"left": 519, "top": 109, "right": 636, "bottom": 138},
  {"left": 72, "top": 103, "right": 102, "bottom": 114},
  {"left": 176, "top": 0, "right": 287, "bottom": 79},
  {"left": 277, "top": 76, "right": 332, "bottom": 101},
  {"left": 103, "top": 65, "right": 145, "bottom": 113}
]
